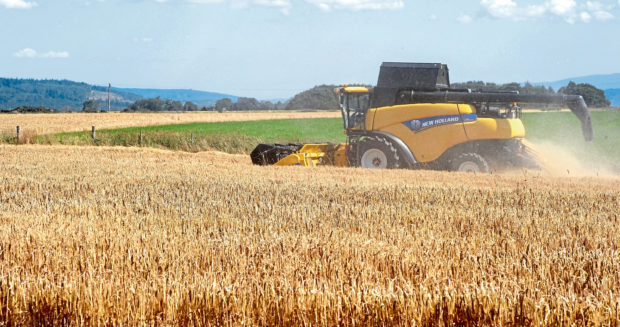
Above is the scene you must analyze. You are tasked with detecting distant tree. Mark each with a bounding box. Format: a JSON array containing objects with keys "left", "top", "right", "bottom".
[
  {"left": 164, "top": 99, "right": 183, "bottom": 111},
  {"left": 274, "top": 101, "right": 285, "bottom": 110},
  {"left": 259, "top": 100, "right": 275, "bottom": 111},
  {"left": 215, "top": 98, "right": 232, "bottom": 112},
  {"left": 233, "top": 97, "right": 260, "bottom": 111},
  {"left": 559, "top": 81, "right": 610, "bottom": 107},
  {"left": 9, "top": 106, "right": 55, "bottom": 113},
  {"left": 451, "top": 81, "right": 555, "bottom": 95},
  {"left": 521, "top": 82, "right": 555, "bottom": 95},
  {"left": 184, "top": 101, "right": 199, "bottom": 111},
  {"left": 82, "top": 100, "right": 100, "bottom": 112},
  {"left": 498, "top": 82, "right": 521, "bottom": 92},
  {"left": 127, "top": 97, "right": 165, "bottom": 111},
  {"left": 285, "top": 85, "right": 340, "bottom": 110}
]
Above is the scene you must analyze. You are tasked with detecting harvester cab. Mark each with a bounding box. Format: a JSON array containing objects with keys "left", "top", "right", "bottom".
[
  {"left": 335, "top": 86, "right": 371, "bottom": 130},
  {"left": 251, "top": 62, "right": 593, "bottom": 173}
]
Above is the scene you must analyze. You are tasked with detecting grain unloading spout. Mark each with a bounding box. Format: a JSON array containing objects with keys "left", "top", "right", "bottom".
[{"left": 564, "top": 95, "right": 593, "bottom": 142}]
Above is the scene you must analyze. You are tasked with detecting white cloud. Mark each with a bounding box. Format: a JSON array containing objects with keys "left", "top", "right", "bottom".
[
  {"left": 479, "top": 0, "right": 615, "bottom": 23},
  {"left": 585, "top": 1, "right": 614, "bottom": 20},
  {"left": 186, "top": 0, "right": 224, "bottom": 3},
  {"left": 253, "top": 0, "right": 291, "bottom": 14},
  {"left": 14, "top": 48, "right": 37, "bottom": 58},
  {"left": 480, "top": 0, "right": 549, "bottom": 20},
  {"left": 548, "top": 0, "right": 576, "bottom": 16},
  {"left": 480, "top": 0, "right": 516, "bottom": 18},
  {"left": 580, "top": 10, "right": 591, "bottom": 21},
  {"left": 0, "top": 0, "right": 36, "bottom": 9},
  {"left": 593, "top": 10, "right": 614, "bottom": 20},
  {"left": 145, "top": 0, "right": 405, "bottom": 13},
  {"left": 14, "top": 48, "right": 69, "bottom": 59},
  {"left": 458, "top": 14, "right": 473, "bottom": 23},
  {"left": 525, "top": 4, "right": 547, "bottom": 17},
  {"left": 182, "top": 0, "right": 288, "bottom": 13},
  {"left": 304, "top": 0, "right": 404, "bottom": 11},
  {"left": 585, "top": 1, "right": 603, "bottom": 10}
]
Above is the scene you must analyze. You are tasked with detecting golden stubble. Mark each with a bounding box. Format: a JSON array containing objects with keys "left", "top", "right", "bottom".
[{"left": 0, "top": 145, "right": 618, "bottom": 325}]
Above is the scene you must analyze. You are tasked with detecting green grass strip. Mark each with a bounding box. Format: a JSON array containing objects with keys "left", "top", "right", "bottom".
[{"left": 11, "top": 111, "right": 620, "bottom": 170}]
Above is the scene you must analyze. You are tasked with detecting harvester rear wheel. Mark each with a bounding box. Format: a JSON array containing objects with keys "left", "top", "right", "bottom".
[
  {"left": 358, "top": 137, "right": 400, "bottom": 169},
  {"left": 450, "top": 153, "right": 490, "bottom": 173}
]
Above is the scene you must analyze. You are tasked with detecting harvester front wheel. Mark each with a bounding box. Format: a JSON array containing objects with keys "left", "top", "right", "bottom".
[
  {"left": 358, "top": 137, "right": 400, "bottom": 169},
  {"left": 450, "top": 153, "right": 490, "bottom": 173}
]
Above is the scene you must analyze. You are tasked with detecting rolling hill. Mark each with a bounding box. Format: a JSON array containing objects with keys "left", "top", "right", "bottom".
[
  {"left": 536, "top": 73, "right": 620, "bottom": 107},
  {"left": 0, "top": 78, "right": 140, "bottom": 111},
  {"left": 113, "top": 88, "right": 238, "bottom": 107},
  {"left": 538, "top": 73, "right": 620, "bottom": 91},
  {"left": 0, "top": 78, "right": 241, "bottom": 111}
]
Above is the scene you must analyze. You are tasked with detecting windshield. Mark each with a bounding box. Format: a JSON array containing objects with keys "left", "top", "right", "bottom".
[{"left": 341, "top": 93, "right": 370, "bottom": 130}]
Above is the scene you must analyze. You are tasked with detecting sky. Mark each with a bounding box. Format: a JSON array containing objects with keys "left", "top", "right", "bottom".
[{"left": 1, "top": 0, "right": 619, "bottom": 99}]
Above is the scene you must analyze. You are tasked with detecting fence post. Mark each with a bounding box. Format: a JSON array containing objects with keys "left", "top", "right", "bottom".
[
  {"left": 16, "top": 126, "right": 20, "bottom": 144},
  {"left": 91, "top": 126, "right": 96, "bottom": 141},
  {"left": 191, "top": 132, "right": 194, "bottom": 145},
  {"left": 139, "top": 130, "right": 143, "bottom": 146}
]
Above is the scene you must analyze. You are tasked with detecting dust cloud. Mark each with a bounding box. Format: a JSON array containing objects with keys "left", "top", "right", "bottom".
[{"left": 522, "top": 139, "right": 618, "bottom": 177}]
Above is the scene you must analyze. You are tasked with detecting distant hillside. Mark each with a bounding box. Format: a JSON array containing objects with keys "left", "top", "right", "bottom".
[
  {"left": 605, "top": 89, "right": 620, "bottom": 107},
  {"left": 0, "top": 78, "right": 140, "bottom": 111},
  {"left": 538, "top": 73, "right": 620, "bottom": 91},
  {"left": 534, "top": 73, "right": 620, "bottom": 107},
  {"left": 113, "top": 88, "right": 238, "bottom": 107},
  {"left": 0, "top": 78, "right": 243, "bottom": 111}
]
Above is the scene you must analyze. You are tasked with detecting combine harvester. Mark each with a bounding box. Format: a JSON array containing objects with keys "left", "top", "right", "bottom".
[{"left": 251, "top": 63, "right": 593, "bottom": 172}]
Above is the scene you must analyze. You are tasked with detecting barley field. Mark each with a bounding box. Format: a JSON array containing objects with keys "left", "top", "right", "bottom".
[
  {"left": 0, "top": 111, "right": 339, "bottom": 135},
  {"left": 0, "top": 145, "right": 618, "bottom": 325}
]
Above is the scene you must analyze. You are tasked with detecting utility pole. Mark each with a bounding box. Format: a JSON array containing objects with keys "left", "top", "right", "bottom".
[{"left": 108, "top": 83, "right": 111, "bottom": 112}]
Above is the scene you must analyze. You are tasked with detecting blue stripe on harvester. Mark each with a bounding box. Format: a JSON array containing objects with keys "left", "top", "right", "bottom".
[{"left": 403, "top": 114, "right": 477, "bottom": 134}]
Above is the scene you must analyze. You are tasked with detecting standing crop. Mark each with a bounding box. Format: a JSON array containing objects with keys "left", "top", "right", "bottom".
[{"left": 0, "top": 145, "right": 618, "bottom": 325}]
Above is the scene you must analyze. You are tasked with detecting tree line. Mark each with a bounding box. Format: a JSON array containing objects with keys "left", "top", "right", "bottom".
[
  {"left": 451, "top": 81, "right": 611, "bottom": 107},
  {"left": 0, "top": 79, "right": 612, "bottom": 113}
]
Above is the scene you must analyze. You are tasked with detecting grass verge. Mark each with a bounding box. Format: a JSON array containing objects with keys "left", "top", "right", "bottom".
[{"left": 35, "top": 118, "right": 345, "bottom": 153}]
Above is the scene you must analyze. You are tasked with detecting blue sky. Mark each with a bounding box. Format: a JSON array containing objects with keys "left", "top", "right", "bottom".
[{"left": 1, "top": 0, "right": 619, "bottom": 99}]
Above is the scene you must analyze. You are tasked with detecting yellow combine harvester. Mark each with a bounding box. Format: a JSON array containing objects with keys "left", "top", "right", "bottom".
[{"left": 251, "top": 63, "right": 593, "bottom": 172}]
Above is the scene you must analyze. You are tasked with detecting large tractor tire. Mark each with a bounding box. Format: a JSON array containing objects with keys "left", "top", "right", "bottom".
[
  {"left": 358, "top": 136, "right": 400, "bottom": 169},
  {"left": 450, "top": 152, "right": 490, "bottom": 173}
]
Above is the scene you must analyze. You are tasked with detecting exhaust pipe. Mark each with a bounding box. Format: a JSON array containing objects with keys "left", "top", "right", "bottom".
[{"left": 395, "top": 90, "right": 594, "bottom": 141}]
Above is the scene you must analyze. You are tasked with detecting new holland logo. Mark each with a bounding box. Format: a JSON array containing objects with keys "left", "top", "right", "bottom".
[{"left": 404, "top": 114, "right": 477, "bottom": 134}]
